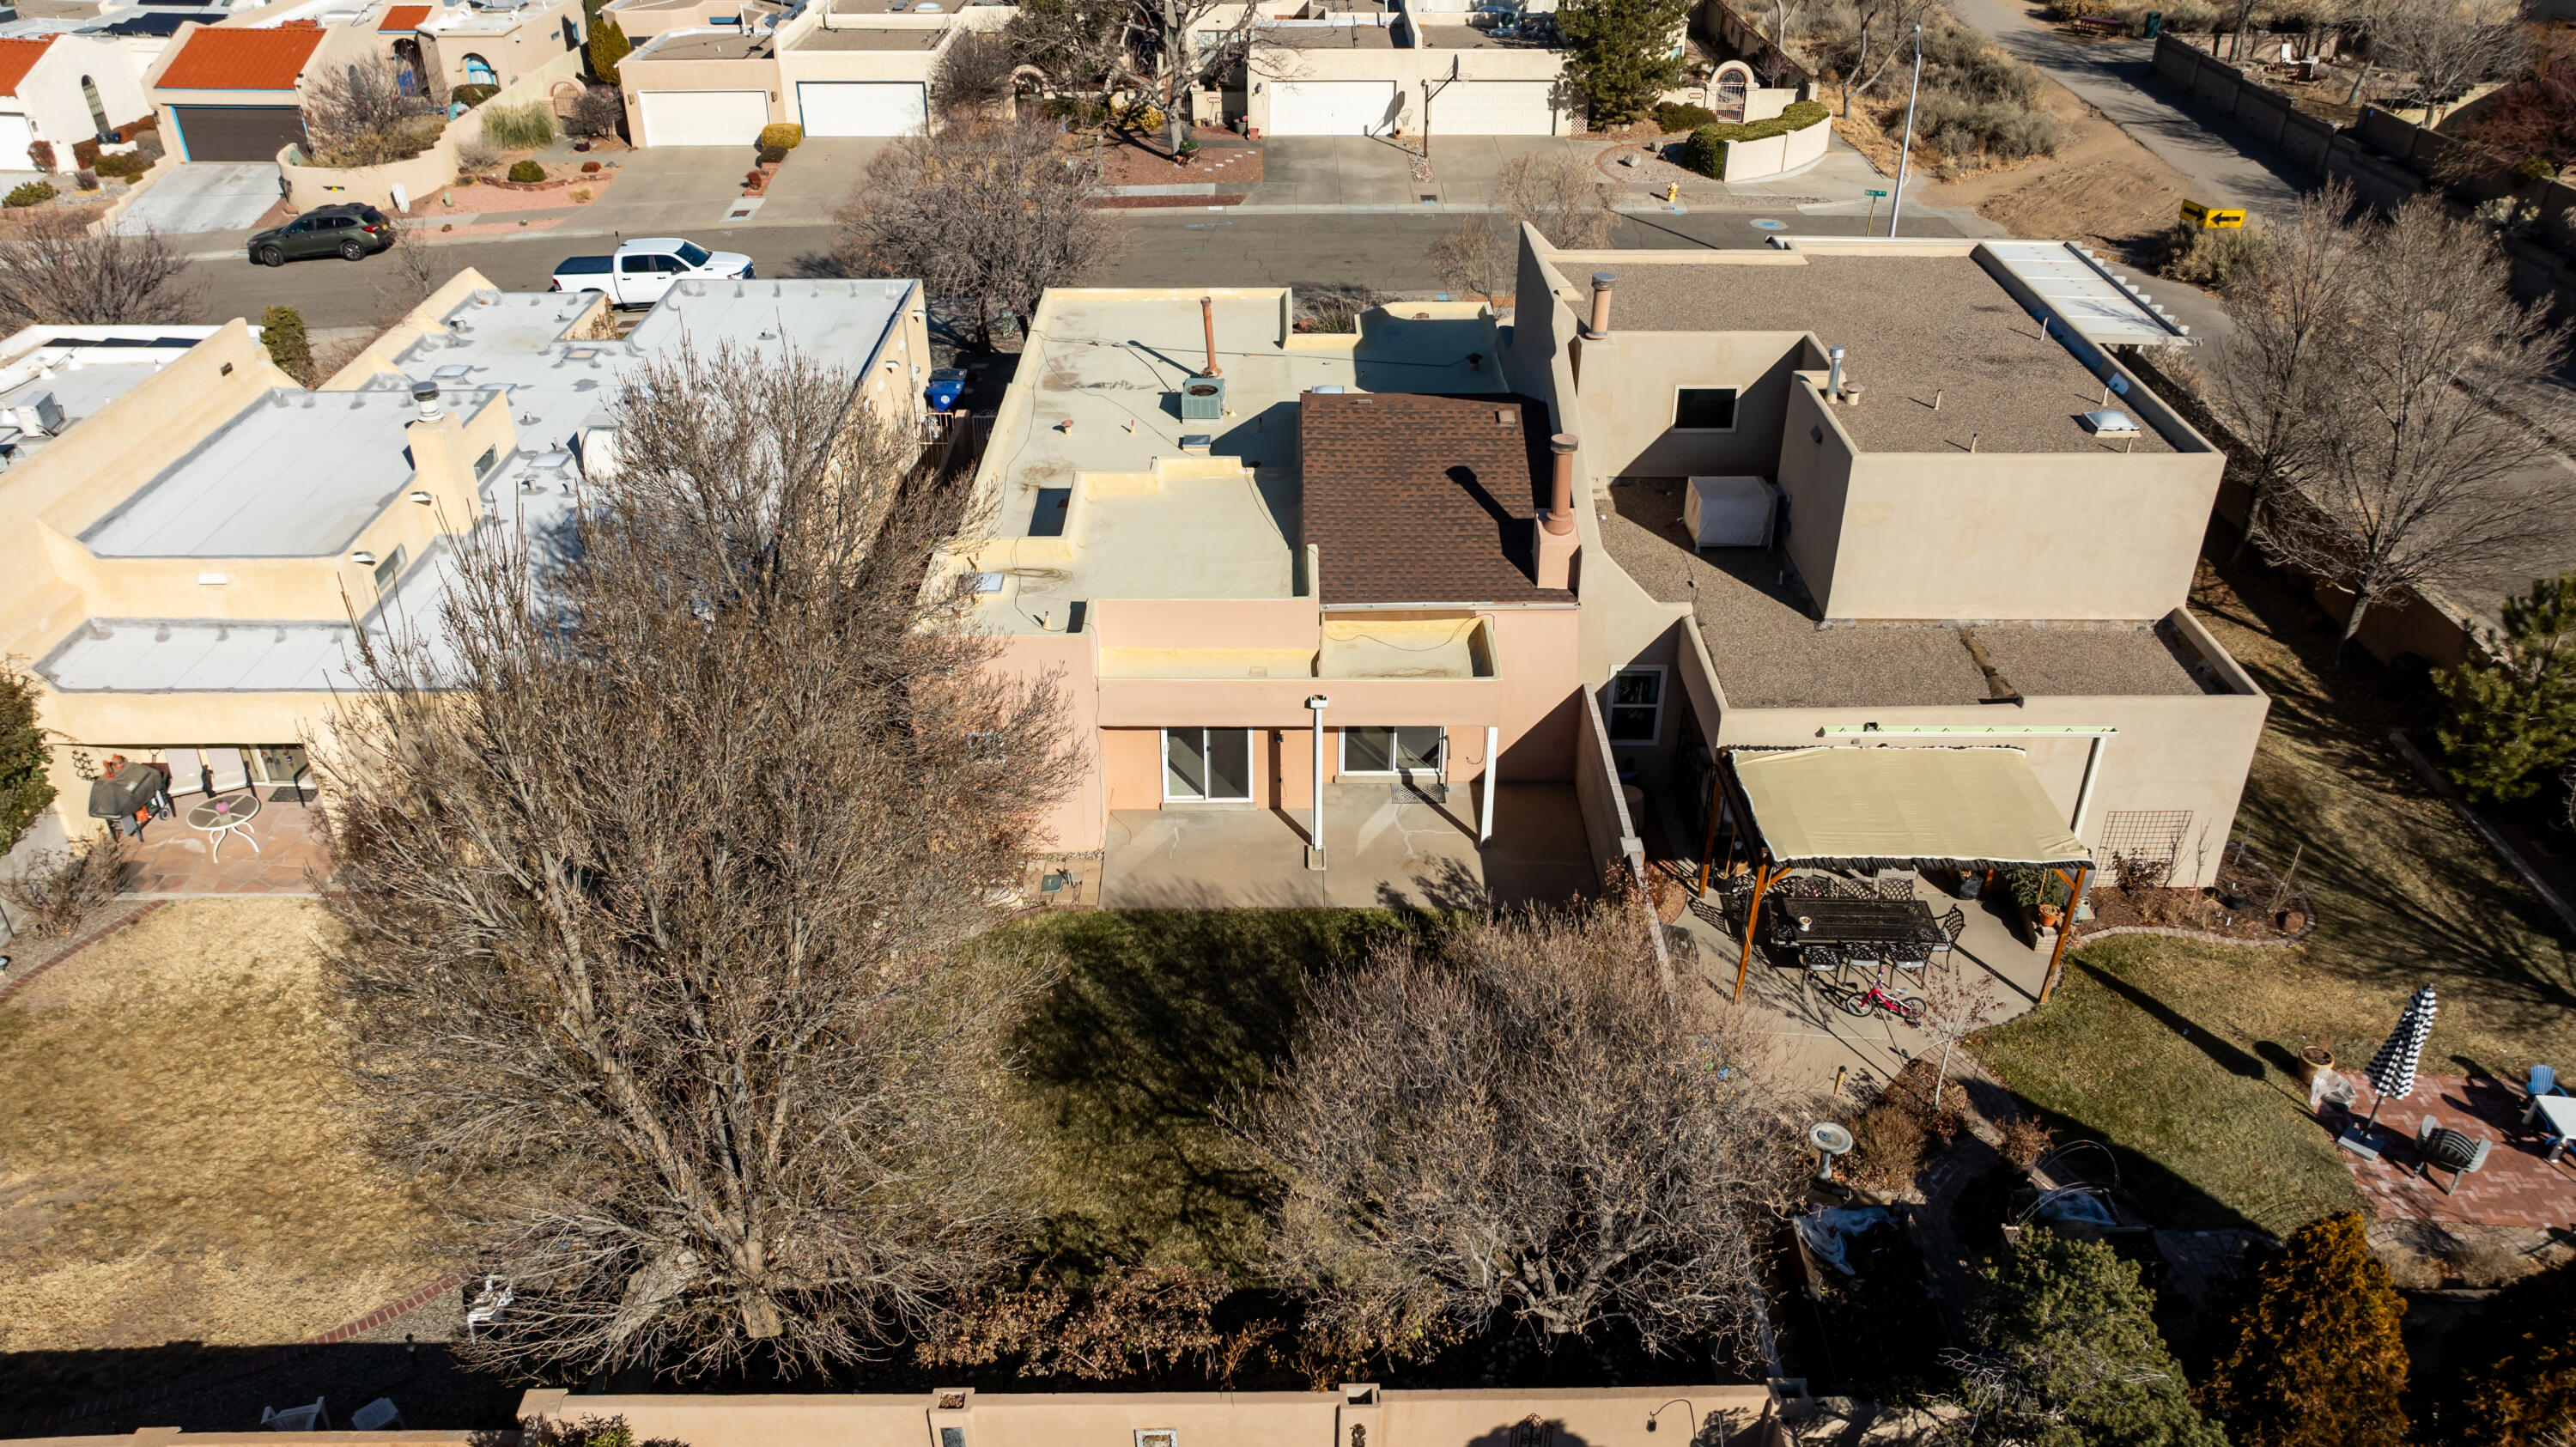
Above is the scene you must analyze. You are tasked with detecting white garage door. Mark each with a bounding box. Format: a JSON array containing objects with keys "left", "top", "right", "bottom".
[
  {"left": 0, "top": 114, "right": 34, "bottom": 169},
  {"left": 798, "top": 81, "right": 927, "bottom": 137},
  {"left": 1269, "top": 80, "right": 1399, "bottom": 137},
  {"left": 1434, "top": 80, "right": 1558, "bottom": 136},
  {"left": 638, "top": 90, "right": 770, "bottom": 147}
]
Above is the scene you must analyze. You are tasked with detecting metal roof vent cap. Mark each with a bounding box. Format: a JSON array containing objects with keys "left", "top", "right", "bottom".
[
  {"left": 2081, "top": 409, "right": 2139, "bottom": 435},
  {"left": 412, "top": 380, "right": 442, "bottom": 421}
]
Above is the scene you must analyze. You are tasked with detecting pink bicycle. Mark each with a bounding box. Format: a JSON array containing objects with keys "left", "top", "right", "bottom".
[{"left": 1834, "top": 976, "right": 1923, "bottom": 1025}]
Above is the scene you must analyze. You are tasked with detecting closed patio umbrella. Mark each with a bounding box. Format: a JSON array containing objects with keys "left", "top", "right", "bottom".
[{"left": 2355, "top": 984, "right": 2437, "bottom": 1142}]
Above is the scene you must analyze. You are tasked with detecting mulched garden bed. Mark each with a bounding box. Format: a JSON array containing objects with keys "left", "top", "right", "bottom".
[{"left": 2084, "top": 840, "right": 2315, "bottom": 944}]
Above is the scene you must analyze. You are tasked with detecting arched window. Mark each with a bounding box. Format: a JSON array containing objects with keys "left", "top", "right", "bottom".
[
  {"left": 79, "top": 75, "right": 106, "bottom": 136},
  {"left": 462, "top": 53, "right": 497, "bottom": 87}
]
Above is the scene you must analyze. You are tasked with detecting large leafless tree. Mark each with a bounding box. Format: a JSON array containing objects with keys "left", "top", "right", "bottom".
[
  {"left": 834, "top": 113, "right": 1121, "bottom": 349},
  {"left": 301, "top": 57, "right": 444, "bottom": 167},
  {"left": 0, "top": 207, "right": 198, "bottom": 330},
  {"left": 2369, "top": 0, "right": 2526, "bottom": 125},
  {"left": 1008, "top": 0, "right": 1261, "bottom": 152},
  {"left": 319, "top": 345, "right": 1080, "bottom": 1377},
  {"left": 2251, "top": 197, "right": 2573, "bottom": 661},
  {"left": 2210, "top": 180, "right": 2366, "bottom": 563},
  {"left": 1234, "top": 897, "right": 1800, "bottom": 1368}
]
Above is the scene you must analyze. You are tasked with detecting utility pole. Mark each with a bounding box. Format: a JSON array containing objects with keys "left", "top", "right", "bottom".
[{"left": 1886, "top": 22, "right": 1923, "bottom": 237}]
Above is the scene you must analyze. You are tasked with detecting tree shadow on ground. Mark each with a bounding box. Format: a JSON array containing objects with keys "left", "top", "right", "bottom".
[{"left": 1005, "top": 909, "right": 1440, "bottom": 1274}]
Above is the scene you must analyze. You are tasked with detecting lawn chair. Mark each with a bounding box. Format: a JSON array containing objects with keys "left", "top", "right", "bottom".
[
  {"left": 465, "top": 1274, "right": 513, "bottom": 1335},
  {"left": 1801, "top": 944, "right": 1845, "bottom": 985},
  {"left": 1890, "top": 942, "right": 1930, "bottom": 976},
  {"left": 1931, "top": 904, "right": 1968, "bottom": 967},
  {"left": 2416, "top": 1116, "right": 2494, "bottom": 1195},
  {"left": 164, "top": 747, "right": 205, "bottom": 798},
  {"left": 2530, "top": 1064, "right": 2559, "bottom": 1102},
  {"left": 204, "top": 748, "right": 250, "bottom": 797},
  {"left": 350, "top": 1398, "right": 404, "bottom": 1432},
  {"left": 1844, "top": 942, "right": 1886, "bottom": 980},
  {"left": 260, "top": 1397, "right": 329, "bottom": 1431}
]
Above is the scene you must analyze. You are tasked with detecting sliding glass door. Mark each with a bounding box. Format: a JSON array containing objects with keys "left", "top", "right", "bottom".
[{"left": 1163, "top": 727, "right": 1253, "bottom": 802}]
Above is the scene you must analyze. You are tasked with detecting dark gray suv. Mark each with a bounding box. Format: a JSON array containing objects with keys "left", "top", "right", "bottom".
[{"left": 247, "top": 204, "right": 395, "bottom": 266}]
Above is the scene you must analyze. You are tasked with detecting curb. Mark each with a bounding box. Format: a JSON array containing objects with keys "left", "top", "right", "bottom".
[
  {"left": 0, "top": 1274, "right": 463, "bottom": 1438},
  {"left": 0, "top": 899, "right": 168, "bottom": 1006}
]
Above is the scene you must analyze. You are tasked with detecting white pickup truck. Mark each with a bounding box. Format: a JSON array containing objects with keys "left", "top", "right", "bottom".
[{"left": 549, "top": 237, "right": 756, "bottom": 307}]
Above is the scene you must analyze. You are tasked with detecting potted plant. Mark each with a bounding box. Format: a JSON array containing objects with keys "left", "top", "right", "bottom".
[{"left": 2292, "top": 1034, "right": 2335, "bottom": 1088}]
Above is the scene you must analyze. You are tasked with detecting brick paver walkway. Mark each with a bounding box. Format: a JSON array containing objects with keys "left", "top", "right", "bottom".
[
  {"left": 2339, "top": 1075, "right": 2576, "bottom": 1230},
  {"left": 122, "top": 796, "right": 329, "bottom": 895}
]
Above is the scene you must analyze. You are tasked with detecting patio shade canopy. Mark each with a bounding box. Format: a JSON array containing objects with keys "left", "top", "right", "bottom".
[{"left": 1729, "top": 745, "right": 2093, "bottom": 872}]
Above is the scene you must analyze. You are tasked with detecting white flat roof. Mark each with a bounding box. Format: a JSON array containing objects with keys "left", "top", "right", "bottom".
[
  {"left": 1981, "top": 240, "right": 2191, "bottom": 348},
  {"left": 79, "top": 388, "right": 465, "bottom": 558}
]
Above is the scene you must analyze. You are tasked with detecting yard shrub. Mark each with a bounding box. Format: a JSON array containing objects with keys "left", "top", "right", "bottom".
[
  {"left": 3, "top": 180, "right": 54, "bottom": 207},
  {"left": 756, "top": 143, "right": 787, "bottom": 166},
  {"left": 2427, "top": 1255, "right": 2576, "bottom": 1447},
  {"left": 0, "top": 660, "right": 52, "bottom": 853},
  {"left": 2436, "top": 569, "right": 2576, "bottom": 802},
  {"left": 580, "top": 159, "right": 602, "bottom": 173},
  {"left": 25, "top": 139, "right": 51, "bottom": 172},
  {"left": 1963, "top": 1228, "right": 2226, "bottom": 1447},
  {"left": 2154, "top": 216, "right": 2269, "bottom": 287},
  {"left": 586, "top": 15, "right": 630, "bottom": 88},
  {"left": 507, "top": 159, "right": 548, "bottom": 183},
  {"left": 456, "top": 136, "right": 501, "bottom": 173},
  {"left": 2198, "top": 1211, "right": 2409, "bottom": 1447},
  {"left": 0, "top": 831, "right": 126, "bottom": 939},
  {"left": 1843, "top": 1057, "right": 1965, "bottom": 1195},
  {"left": 1681, "top": 100, "right": 1830, "bottom": 178},
  {"left": 260, "top": 305, "right": 313, "bottom": 384},
  {"left": 758, "top": 122, "right": 803, "bottom": 151},
  {"left": 483, "top": 101, "right": 557, "bottom": 149},
  {"left": 90, "top": 150, "right": 148, "bottom": 180},
  {"left": 452, "top": 82, "right": 501, "bottom": 107},
  {"left": 1652, "top": 100, "right": 1717, "bottom": 133}
]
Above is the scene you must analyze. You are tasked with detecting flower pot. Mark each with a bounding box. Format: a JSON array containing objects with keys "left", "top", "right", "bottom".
[{"left": 2293, "top": 1045, "right": 2334, "bottom": 1088}]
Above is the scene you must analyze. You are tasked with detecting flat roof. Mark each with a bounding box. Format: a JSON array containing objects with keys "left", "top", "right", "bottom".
[
  {"left": 794, "top": 24, "right": 942, "bottom": 48},
  {"left": 1261, "top": 21, "right": 1396, "bottom": 46},
  {"left": 958, "top": 290, "right": 1501, "bottom": 635},
  {"left": 0, "top": 363, "right": 167, "bottom": 437},
  {"left": 1598, "top": 477, "right": 2221, "bottom": 707},
  {"left": 638, "top": 27, "right": 772, "bottom": 57},
  {"left": 1419, "top": 23, "right": 1554, "bottom": 46},
  {"left": 1593, "top": 253, "right": 2176, "bottom": 455},
  {"left": 80, "top": 388, "right": 453, "bottom": 558}
]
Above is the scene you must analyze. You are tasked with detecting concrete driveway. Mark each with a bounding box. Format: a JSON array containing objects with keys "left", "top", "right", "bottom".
[
  {"left": 757, "top": 137, "right": 884, "bottom": 226},
  {"left": 112, "top": 162, "right": 283, "bottom": 238},
  {"left": 579, "top": 146, "right": 770, "bottom": 234}
]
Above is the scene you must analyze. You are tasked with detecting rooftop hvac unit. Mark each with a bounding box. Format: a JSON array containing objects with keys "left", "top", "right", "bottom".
[
  {"left": 1683, "top": 475, "right": 1778, "bottom": 548},
  {"left": 13, "top": 391, "right": 64, "bottom": 436},
  {"left": 1180, "top": 376, "right": 1226, "bottom": 422}
]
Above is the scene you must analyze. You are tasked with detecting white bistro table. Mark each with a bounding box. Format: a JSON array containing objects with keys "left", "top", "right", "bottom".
[
  {"left": 2524, "top": 1092, "right": 2576, "bottom": 1163},
  {"left": 186, "top": 790, "right": 262, "bottom": 862}
]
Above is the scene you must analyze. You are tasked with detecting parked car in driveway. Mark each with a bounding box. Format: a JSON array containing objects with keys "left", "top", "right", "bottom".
[
  {"left": 550, "top": 238, "right": 756, "bottom": 307},
  {"left": 246, "top": 204, "right": 394, "bottom": 266}
]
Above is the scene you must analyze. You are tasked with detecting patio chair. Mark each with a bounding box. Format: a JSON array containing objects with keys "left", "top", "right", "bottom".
[
  {"left": 260, "top": 1397, "right": 329, "bottom": 1431},
  {"left": 204, "top": 748, "right": 250, "bottom": 797},
  {"left": 1890, "top": 943, "right": 1930, "bottom": 975},
  {"left": 1844, "top": 943, "right": 1886, "bottom": 978},
  {"left": 1800, "top": 944, "right": 1844, "bottom": 982},
  {"left": 465, "top": 1274, "right": 513, "bottom": 1335},
  {"left": 349, "top": 1399, "right": 404, "bottom": 1432},
  {"left": 1941, "top": 905, "right": 1968, "bottom": 941},
  {"left": 1874, "top": 877, "right": 1915, "bottom": 900},
  {"left": 2416, "top": 1116, "right": 2494, "bottom": 1195},
  {"left": 2530, "top": 1064, "right": 2559, "bottom": 1102},
  {"left": 164, "top": 747, "right": 205, "bottom": 798}
]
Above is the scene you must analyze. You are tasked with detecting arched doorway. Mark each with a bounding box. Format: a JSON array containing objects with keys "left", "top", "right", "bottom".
[
  {"left": 392, "top": 38, "right": 428, "bottom": 95},
  {"left": 1710, "top": 60, "right": 1755, "bottom": 123}
]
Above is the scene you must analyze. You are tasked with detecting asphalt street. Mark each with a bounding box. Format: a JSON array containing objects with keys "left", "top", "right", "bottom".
[{"left": 190, "top": 207, "right": 1966, "bottom": 332}]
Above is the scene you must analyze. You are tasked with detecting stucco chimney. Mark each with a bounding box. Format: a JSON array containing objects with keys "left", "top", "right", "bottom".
[
  {"left": 1536, "top": 432, "right": 1580, "bottom": 590},
  {"left": 1199, "top": 295, "right": 1221, "bottom": 379},
  {"left": 1581, "top": 272, "right": 1616, "bottom": 340}
]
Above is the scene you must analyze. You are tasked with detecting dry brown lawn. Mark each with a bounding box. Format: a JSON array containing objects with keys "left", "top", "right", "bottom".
[{"left": 0, "top": 898, "right": 447, "bottom": 1357}]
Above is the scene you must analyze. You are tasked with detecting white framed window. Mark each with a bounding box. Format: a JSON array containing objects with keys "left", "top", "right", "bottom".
[
  {"left": 1607, "top": 667, "right": 1664, "bottom": 742},
  {"left": 1673, "top": 386, "right": 1739, "bottom": 432},
  {"left": 1340, "top": 725, "right": 1443, "bottom": 775},
  {"left": 1138, "top": 1433, "right": 1179, "bottom": 1447},
  {"left": 1163, "top": 727, "right": 1252, "bottom": 801}
]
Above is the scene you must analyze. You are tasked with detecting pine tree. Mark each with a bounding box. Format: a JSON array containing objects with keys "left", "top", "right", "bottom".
[
  {"left": 259, "top": 305, "right": 312, "bottom": 385},
  {"left": 0, "top": 659, "right": 52, "bottom": 854},
  {"left": 2433, "top": 1255, "right": 2575, "bottom": 1447},
  {"left": 1959, "top": 1228, "right": 2225, "bottom": 1447},
  {"left": 2198, "top": 1210, "right": 2408, "bottom": 1447},
  {"left": 1554, "top": 0, "right": 1690, "bottom": 125},
  {"left": 587, "top": 15, "right": 631, "bottom": 89},
  {"left": 2437, "top": 570, "right": 2576, "bottom": 801}
]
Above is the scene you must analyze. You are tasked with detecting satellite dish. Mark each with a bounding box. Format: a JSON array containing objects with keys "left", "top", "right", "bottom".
[{"left": 1807, "top": 1122, "right": 1854, "bottom": 1183}]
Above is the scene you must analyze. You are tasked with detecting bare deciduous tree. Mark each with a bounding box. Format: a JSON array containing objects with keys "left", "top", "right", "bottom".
[
  {"left": 1497, "top": 151, "right": 1615, "bottom": 249},
  {"left": 834, "top": 114, "right": 1121, "bottom": 348},
  {"left": 0, "top": 207, "right": 199, "bottom": 330},
  {"left": 2252, "top": 197, "right": 2574, "bottom": 661},
  {"left": 2211, "top": 179, "right": 2363, "bottom": 563},
  {"left": 301, "top": 58, "right": 443, "bottom": 167},
  {"left": 933, "top": 28, "right": 1019, "bottom": 117},
  {"left": 1829, "top": 0, "right": 1939, "bottom": 117},
  {"left": 1234, "top": 897, "right": 1800, "bottom": 1366},
  {"left": 319, "top": 345, "right": 1080, "bottom": 1377},
  {"left": 2372, "top": 0, "right": 2526, "bottom": 125},
  {"left": 1428, "top": 216, "right": 1513, "bottom": 307}
]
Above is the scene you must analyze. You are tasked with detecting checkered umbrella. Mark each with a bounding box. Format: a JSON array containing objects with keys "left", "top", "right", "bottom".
[{"left": 2359, "top": 985, "right": 2438, "bottom": 1135}]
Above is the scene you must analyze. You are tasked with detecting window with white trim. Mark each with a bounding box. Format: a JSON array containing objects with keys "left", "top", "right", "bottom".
[{"left": 1607, "top": 667, "right": 1663, "bottom": 742}]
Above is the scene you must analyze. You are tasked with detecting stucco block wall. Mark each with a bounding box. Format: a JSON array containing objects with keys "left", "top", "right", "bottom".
[{"left": 1572, "top": 326, "right": 1812, "bottom": 479}]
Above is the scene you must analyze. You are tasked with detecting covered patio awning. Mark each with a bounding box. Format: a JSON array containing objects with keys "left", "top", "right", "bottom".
[{"left": 1730, "top": 745, "right": 2092, "bottom": 872}]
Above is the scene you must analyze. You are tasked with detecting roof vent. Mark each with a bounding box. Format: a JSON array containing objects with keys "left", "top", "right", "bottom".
[
  {"left": 434, "top": 363, "right": 474, "bottom": 380},
  {"left": 1311, "top": 385, "right": 1345, "bottom": 394},
  {"left": 412, "top": 380, "right": 442, "bottom": 421},
  {"left": 1179, "top": 434, "right": 1213, "bottom": 453},
  {"left": 2081, "top": 409, "right": 2139, "bottom": 435}
]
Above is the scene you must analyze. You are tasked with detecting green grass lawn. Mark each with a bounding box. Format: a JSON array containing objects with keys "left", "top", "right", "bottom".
[
  {"left": 1002, "top": 908, "right": 1443, "bottom": 1275},
  {"left": 1978, "top": 555, "right": 2576, "bottom": 1237}
]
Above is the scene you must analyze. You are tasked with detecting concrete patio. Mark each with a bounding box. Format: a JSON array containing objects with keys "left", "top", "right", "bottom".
[{"left": 1100, "top": 781, "right": 1599, "bottom": 909}]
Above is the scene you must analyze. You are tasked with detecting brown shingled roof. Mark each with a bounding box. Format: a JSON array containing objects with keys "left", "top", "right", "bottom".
[{"left": 1300, "top": 391, "right": 1571, "bottom": 607}]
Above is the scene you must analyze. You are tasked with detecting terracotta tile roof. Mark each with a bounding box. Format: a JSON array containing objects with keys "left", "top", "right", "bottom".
[
  {"left": 1299, "top": 392, "right": 1571, "bottom": 607},
  {"left": 0, "top": 36, "right": 58, "bottom": 96},
  {"left": 155, "top": 26, "right": 327, "bottom": 92},
  {"left": 378, "top": 5, "right": 430, "bottom": 30}
]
